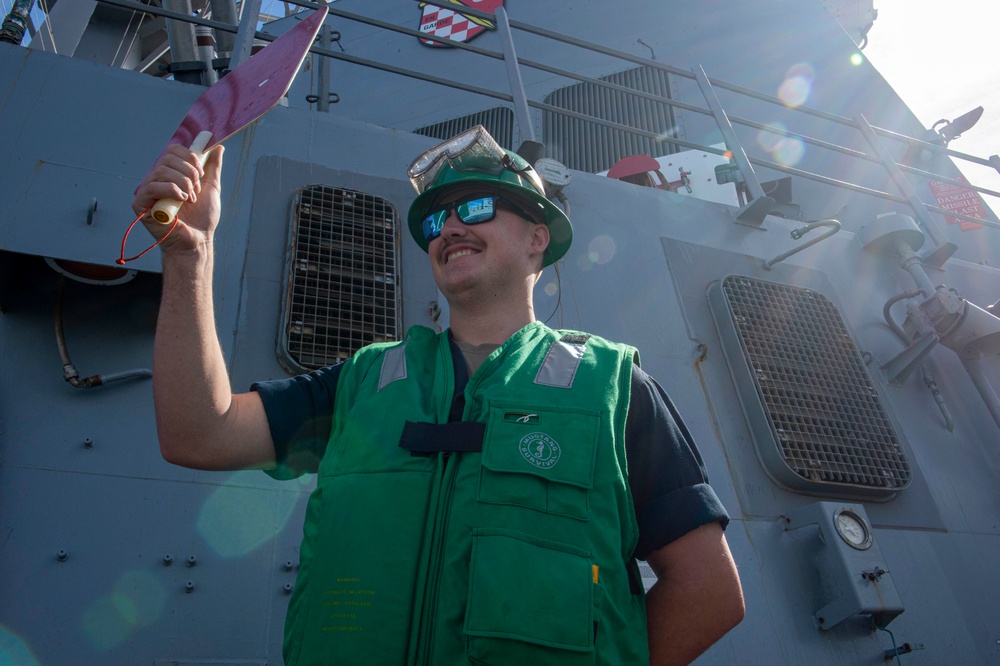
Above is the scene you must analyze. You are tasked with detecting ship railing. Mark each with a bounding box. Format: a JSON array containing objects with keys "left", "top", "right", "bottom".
[{"left": 89, "top": 0, "right": 1000, "bottom": 246}]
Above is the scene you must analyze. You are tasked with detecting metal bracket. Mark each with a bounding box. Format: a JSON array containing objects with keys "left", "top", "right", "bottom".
[
  {"left": 920, "top": 242, "right": 960, "bottom": 270},
  {"left": 730, "top": 195, "right": 775, "bottom": 228},
  {"left": 880, "top": 331, "right": 939, "bottom": 386}
]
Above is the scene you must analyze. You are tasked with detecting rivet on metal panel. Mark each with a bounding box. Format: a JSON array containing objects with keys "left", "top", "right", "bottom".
[
  {"left": 281, "top": 560, "right": 295, "bottom": 572},
  {"left": 162, "top": 554, "right": 174, "bottom": 566},
  {"left": 55, "top": 549, "right": 68, "bottom": 562},
  {"left": 186, "top": 555, "right": 198, "bottom": 567},
  {"left": 184, "top": 581, "right": 195, "bottom": 593},
  {"left": 283, "top": 583, "right": 294, "bottom": 595},
  {"left": 83, "top": 438, "right": 94, "bottom": 449}
]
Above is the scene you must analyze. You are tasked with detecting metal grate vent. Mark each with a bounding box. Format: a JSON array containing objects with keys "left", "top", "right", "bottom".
[
  {"left": 542, "top": 65, "right": 678, "bottom": 173},
  {"left": 708, "top": 275, "right": 911, "bottom": 500},
  {"left": 280, "top": 185, "right": 401, "bottom": 372},
  {"left": 415, "top": 107, "right": 514, "bottom": 149}
]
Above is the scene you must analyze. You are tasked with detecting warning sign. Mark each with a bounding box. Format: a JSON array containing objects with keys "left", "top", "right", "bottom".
[{"left": 927, "top": 177, "right": 986, "bottom": 231}]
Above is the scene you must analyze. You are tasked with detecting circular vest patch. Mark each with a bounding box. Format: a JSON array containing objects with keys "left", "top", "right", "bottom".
[{"left": 518, "top": 432, "right": 561, "bottom": 469}]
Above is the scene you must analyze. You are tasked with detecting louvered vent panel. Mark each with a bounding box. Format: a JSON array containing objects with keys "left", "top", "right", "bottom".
[
  {"left": 542, "top": 65, "right": 678, "bottom": 173},
  {"left": 709, "top": 275, "right": 911, "bottom": 499},
  {"left": 414, "top": 107, "right": 514, "bottom": 148},
  {"left": 281, "top": 186, "right": 401, "bottom": 371}
]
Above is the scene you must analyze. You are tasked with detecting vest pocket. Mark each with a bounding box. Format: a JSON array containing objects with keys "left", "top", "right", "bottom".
[
  {"left": 465, "top": 528, "right": 597, "bottom": 664},
  {"left": 479, "top": 403, "right": 600, "bottom": 520}
]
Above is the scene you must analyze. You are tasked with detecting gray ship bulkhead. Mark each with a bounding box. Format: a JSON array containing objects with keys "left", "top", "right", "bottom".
[{"left": 1, "top": 1, "right": 999, "bottom": 663}]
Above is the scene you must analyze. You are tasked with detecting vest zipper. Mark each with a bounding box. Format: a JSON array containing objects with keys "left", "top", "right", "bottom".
[{"left": 416, "top": 450, "right": 459, "bottom": 665}]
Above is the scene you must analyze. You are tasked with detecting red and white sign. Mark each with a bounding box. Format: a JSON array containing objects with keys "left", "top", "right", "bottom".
[
  {"left": 417, "top": 0, "right": 504, "bottom": 47},
  {"left": 928, "top": 176, "right": 986, "bottom": 231}
]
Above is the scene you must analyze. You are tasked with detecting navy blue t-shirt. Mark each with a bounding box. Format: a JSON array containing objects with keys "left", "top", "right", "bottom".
[{"left": 253, "top": 345, "right": 728, "bottom": 560}]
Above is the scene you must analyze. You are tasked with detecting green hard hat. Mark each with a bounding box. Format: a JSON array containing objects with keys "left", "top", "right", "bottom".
[{"left": 407, "top": 139, "right": 572, "bottom": 268}]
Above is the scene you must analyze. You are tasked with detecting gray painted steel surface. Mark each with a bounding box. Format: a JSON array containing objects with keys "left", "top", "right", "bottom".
[{"left": 1, "top": 1, "right": 999, "bottom": 663}]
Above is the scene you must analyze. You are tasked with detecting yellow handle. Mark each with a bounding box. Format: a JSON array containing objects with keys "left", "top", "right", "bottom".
[{"left": 149, "top": 131, "right": 214, "bottom": 224}]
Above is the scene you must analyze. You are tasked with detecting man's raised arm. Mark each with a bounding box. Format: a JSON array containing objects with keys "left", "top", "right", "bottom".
[{"left": 132, "top": 144, "right": 275, "bottom": 471}]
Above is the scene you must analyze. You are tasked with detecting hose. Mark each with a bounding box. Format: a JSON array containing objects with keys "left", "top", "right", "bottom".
[
  {"left": 55, "top": 278, "right": 152, "bottom": 389},
  {"left": 882, "top": 290, "right": 926, "bottom": 343}
]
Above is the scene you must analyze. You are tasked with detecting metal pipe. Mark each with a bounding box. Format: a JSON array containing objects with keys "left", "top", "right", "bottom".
[
  {"left": 228, "top": 0, "right": 262, "bottom": 70},
  {"left": 0, "top": 0, "right": 35, "bottom": 45},
  {"left": 195, "top": 24, "right": 218, "bottom": 85},
  {"left": 763, "top": 219, "right": 841, "bottom": 269},
  {"left": 163, "top": 0, "right": 200, "bottom": 82},
  {"left": 960, "top": 355, "right": 1000, "bottom": 431},
  {"left": 495, "top": 7, "right": 535, "bottom": 142},
  {"left": 895, "top": 240, "right": 938, "bottom": 296},
  {"left": 208, "top": 0, "right": 237, "bottom": 57}
]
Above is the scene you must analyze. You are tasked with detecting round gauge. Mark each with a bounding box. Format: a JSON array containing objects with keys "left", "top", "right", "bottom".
[{"left": 834, "top": 508, "right": 872, "bottom": 550}]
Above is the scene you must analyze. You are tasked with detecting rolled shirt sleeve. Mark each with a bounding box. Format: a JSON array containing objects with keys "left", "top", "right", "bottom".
[{"left": 625, "top": 365, "right": 730, "bottom": 561}]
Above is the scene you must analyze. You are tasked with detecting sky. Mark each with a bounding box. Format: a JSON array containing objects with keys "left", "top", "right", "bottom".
[{"left": 861, "top": 0, "right": 1000, "bottom": 202}]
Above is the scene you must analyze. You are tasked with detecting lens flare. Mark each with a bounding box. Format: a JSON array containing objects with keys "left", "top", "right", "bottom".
[
  {"left": 778, "top": 77, "right": 811, "bottom": 108},
  {"left": 773, "top": 138, "right": 806, "bottom": 166},
  {"left": 757, "top": 123, "right": 784, "bottom": 152},
  {"left": 850, "top": 53, "right": 864, "bottom": 66},
  {"left": 588, "top": 236, "right": 616, "bottom": 265},
  {"left": 0, "top": 625, "right": 40, "bottom": 665},
  {"left": 81, "top": 571, "right": 166, "bottom": 650},
  {"left": 544, "top": 282, "right": 558, "bottom": 297},
  {"left": 197, "top": 471, "right": 300, "bottom": 557},
  {"left": 82, "top": 596, "right": 132, "bottom": 650},
  {"left": 777, "top": 63, "right": 814, "bottom": 108},
  {"left": 757, "top": 122, "right": 805, "bottom": 167}
]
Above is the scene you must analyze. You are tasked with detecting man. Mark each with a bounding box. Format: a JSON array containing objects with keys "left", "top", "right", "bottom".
[{"left": 132, "top": 126, "right": 744, "bottom": 665}]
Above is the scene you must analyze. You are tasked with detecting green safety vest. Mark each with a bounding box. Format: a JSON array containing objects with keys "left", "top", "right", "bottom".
[{"left": 283, "top": 322, "right": 649, "bottom": 665}]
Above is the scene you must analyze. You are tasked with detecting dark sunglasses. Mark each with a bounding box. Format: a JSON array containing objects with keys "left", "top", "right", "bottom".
[{"left": 421, "top": 193, "right": 538, "bottom": 243}]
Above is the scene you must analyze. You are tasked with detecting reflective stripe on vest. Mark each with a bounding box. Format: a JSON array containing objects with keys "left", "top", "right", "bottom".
[
  {"left": 379, "top": 338, "right": 409, "bottom": 390},
  {"left": 534, "top": 333, "right": 590, "bottom": 388}
]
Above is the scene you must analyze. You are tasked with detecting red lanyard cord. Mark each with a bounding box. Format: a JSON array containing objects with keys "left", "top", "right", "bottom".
[{"left": 116, "top": 205, "right": 180, "bottom": 265}]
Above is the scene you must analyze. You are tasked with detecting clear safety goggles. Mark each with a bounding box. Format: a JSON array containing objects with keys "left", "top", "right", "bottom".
[
  {"left": 421, "top": 193, "right": 537, "bottom": 243},
  {"left": 407, "top": 125, "right": 513, "bottom": 195}
]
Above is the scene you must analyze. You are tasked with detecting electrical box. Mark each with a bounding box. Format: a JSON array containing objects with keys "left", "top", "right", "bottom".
[{"left": 783, "top": 501, "right": 904, "bottom": 630}]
